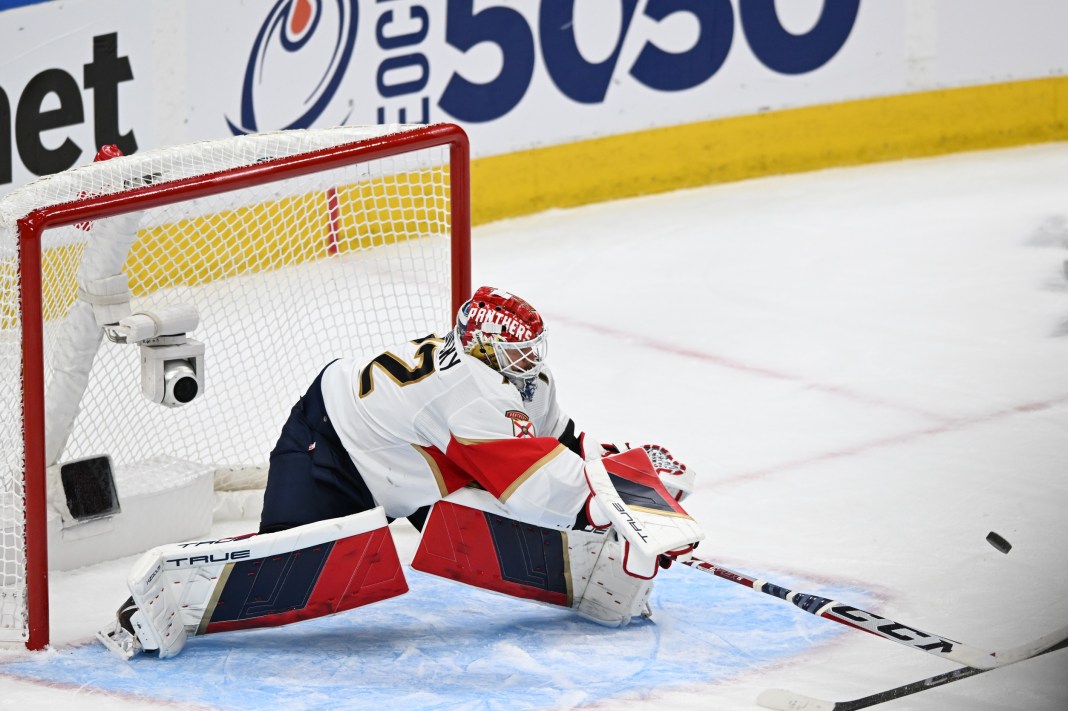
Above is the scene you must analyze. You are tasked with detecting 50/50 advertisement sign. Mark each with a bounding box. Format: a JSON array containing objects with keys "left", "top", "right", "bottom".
[
  {"left": 0, "top": 0, "right": 902, "bottom": 192},
  {"left": 6, "top": 1, "right": 1068, "bottom": 193},
  {"left": 197, "top": 0, "right": 864, "bottom": 156}
]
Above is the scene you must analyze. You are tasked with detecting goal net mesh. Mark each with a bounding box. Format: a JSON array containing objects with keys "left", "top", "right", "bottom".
[{"left": 0, "top": 124, "right": 464, "bottom": 643}]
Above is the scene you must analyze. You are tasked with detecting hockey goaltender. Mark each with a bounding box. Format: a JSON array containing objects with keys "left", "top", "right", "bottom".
[{"left": 99, "top": 286, "right": 704, "bottom": 659}]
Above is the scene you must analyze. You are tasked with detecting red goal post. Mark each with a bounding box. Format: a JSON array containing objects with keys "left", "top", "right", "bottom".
[{"left": 1, "top": 123, "right": 470, "bottom": 650}]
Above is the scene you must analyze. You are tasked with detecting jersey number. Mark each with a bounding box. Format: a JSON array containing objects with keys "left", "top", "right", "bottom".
[{"left": 358, "top": 336, "right": 440, "bottom": 398}]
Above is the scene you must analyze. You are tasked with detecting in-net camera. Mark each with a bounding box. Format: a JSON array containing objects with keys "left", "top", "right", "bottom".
[{"left": 105, "top": 304, "right": 205, "bottom": 407}]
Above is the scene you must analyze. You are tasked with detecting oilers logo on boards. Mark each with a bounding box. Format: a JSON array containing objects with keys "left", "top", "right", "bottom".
[
  {"left": 222, "top": 2, "right": 860, "bottom": 132},
  {"left": 226, "top": 0, "right": 358, "bottom": 135}
]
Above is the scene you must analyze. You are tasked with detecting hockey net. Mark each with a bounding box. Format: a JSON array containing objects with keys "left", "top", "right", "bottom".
[{"left": 0, "top": 123, "right": 470, "bottom": 649}]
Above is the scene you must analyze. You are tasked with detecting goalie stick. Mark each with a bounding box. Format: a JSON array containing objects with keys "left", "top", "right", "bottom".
[
  {"left": 681, "top": 557, "right": 1068, "bottom": 671},
  {"left": 756, "top": 632, "right": 1068, "bottom": 711}
]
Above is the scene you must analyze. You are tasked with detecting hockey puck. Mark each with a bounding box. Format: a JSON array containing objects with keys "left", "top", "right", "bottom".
[{"left": 986, "top": 531, "right": 1012, "bottom": 554}]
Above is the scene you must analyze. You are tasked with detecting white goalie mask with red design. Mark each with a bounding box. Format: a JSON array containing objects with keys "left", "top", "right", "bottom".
[{"left": 455, "top": 287, "right": 548, "bottom": 385}]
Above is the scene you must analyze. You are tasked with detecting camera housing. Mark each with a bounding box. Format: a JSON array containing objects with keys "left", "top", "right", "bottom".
[
  {"left": 104, "top": 304, "right": 206, "bottom": 407},
  {"left": 140, "top": 336, "right": 205, "bottom": 407}
]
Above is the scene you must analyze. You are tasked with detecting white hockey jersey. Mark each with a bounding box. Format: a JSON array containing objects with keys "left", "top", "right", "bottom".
[{"left": 320, "top": 331, "right": 590, "bottom": 529}]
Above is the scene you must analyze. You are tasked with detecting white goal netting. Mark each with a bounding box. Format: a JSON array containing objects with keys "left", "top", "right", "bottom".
[{"left": 0, "top": 123, "right": 467, "bottom": 645}]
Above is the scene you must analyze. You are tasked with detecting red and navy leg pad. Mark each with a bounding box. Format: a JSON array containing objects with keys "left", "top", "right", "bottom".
[
  {"left": 412, "top": 501, "right": 572, "bottom": 608},
  {"left": 201, "top": 525, "right": 409, "bottom": 635}
]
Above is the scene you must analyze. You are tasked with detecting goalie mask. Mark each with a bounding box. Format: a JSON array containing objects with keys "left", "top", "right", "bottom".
[{"left": 456, "top": 287, "right": 547, "bottom": 398}]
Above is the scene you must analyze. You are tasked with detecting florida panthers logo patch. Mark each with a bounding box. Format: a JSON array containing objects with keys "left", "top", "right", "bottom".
[{"left": 506, "top": 410, "right": 535, "bottom": 438}]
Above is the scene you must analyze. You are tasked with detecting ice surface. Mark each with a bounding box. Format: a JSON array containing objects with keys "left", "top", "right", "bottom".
[{"left": 1, "top": 143, "right": 1066, "bottom": 710}]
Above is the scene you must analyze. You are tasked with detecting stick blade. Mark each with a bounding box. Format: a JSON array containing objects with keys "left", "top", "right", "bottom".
[
  {"left": 989, "top": 623, "right": 1068, "bottom": 667},
  {"left": 758, "top": 688, "right": 836, "bottom": 711}
]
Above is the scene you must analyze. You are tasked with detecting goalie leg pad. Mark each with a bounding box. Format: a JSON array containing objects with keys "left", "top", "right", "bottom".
[
  {"left": 129, "top": 555, "right": 189, "bottom": 659},
  {"left": 412, "top": 500, "right": 575, "bottom": 607},
  {"left": 572, "top": 531, "right": 655, "bottom": 627},
  {"left": 412, "top": 501, "right": 651, "bottom": 627},
  {"left": 98, "top": 507, "right": 407, "bottom": 658}
]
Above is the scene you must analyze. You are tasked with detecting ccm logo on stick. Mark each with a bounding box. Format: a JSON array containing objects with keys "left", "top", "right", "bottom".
[{"left": 831, "top": 605, "right": 957, "bottom": 653}]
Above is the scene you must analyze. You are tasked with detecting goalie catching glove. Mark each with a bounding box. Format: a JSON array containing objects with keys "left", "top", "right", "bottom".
[{"left": 597, "top": 442, "right": 695, "bottom": 502}]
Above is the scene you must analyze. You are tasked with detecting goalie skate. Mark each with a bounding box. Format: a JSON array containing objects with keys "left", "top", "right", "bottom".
[{"left": 97, "top": 597, "right": 143, "bottom": 661}]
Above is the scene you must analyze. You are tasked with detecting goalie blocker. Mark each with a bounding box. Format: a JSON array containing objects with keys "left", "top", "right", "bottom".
[{"left": 100, "top": 446, "right": 703, "bottom": 657}]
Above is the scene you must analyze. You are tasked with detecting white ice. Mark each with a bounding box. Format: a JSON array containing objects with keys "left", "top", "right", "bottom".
[{"left": 2, "top": 142, "right": 1067, "bottom": 710}]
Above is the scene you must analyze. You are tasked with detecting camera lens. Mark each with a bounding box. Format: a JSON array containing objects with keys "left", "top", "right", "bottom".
[
  {"left": 163, "top": 360, "right": 199, "bottom": 404},
  {"left": 172, "top": 375, "right": 199, "bottom": 403}
]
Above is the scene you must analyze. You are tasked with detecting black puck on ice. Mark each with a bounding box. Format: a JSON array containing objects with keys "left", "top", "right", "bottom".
[{"left": 986, "top": 531, "right": 1012, "bottom": 554}]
